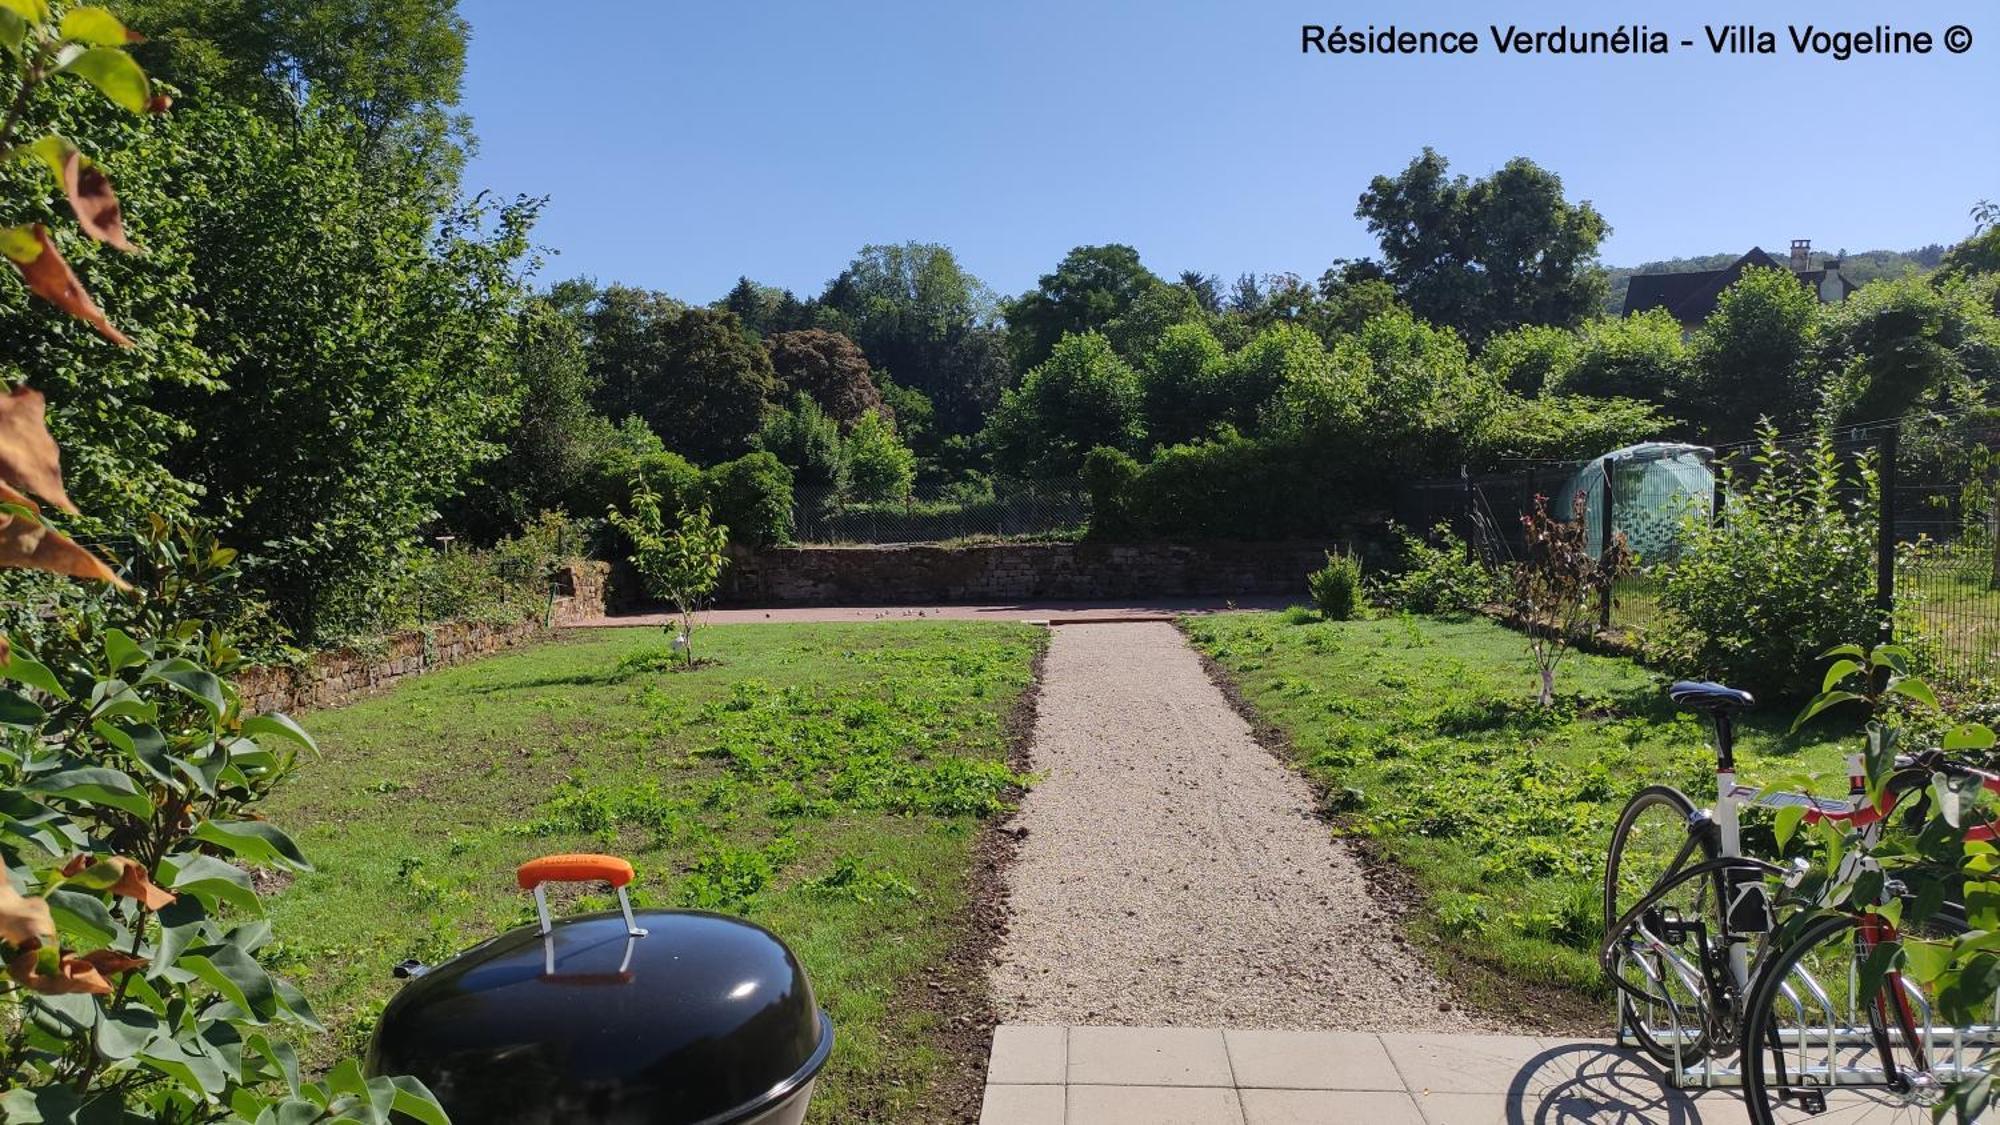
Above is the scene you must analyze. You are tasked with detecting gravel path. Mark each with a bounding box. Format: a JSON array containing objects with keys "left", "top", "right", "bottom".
[{"left": 990, "top": 622, "right": 1493, "bottom": 1031}]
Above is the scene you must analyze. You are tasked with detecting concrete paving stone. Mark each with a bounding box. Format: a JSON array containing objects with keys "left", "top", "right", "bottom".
[
  {"left": 1380, "top": 1034, "right": 1561, "bottom": 1095},
  {"left": 1223, "top": 1030, "right": 1403, "bottom": 1091},
  {"left": 1409, "top": 1092, "right": 1526, "bottom": 1125},
  {"left": 1069, "top": 1026, "right": 1236, "bottom": 1087},
  {"left": 979, "top": 1083, "right": 1065, "bottom": 1125},
  {"left": 1065, "top": 1084, "right": 1245, "bottom": 1124},
  {"left": 1241, "top": 1089, "right": 1429, "bottom": 1125},
  {"left": 989, "top": 1025, "right": 1068, "bottom": 1085}
]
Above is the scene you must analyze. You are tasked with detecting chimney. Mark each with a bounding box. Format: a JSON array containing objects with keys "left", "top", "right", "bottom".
[{"left": 1790, "top": 239, "right": 1812, "bottom": 273}]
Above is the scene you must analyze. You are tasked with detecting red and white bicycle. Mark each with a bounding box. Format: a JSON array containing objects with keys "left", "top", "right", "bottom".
[{"left": 1602, "top": 680, "right": 2000, "bottom": 1124}]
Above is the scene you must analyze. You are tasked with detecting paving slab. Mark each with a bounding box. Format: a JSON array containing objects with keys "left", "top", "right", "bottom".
[
  {"left": 1066, "top": 1084, "right": 1246, "bottom": 1124},
  {"left": 1068, "top": 1026, "right": 1236, "bottom": 1087},
  {"left": 982, "top": 1028, "right": 1750, "bottom": 1125}
]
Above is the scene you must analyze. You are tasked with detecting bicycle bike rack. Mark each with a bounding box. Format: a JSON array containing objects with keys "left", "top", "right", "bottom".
[{"left": 1606, "top": 857, "right": 2000, "bottom": 1100}]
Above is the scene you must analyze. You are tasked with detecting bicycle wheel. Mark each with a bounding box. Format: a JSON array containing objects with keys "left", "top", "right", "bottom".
[
  {"left": 1603, "top": 784, "right": 1723, "bottom": 1062},
  {"left": 1742, "top": 910, "right": 1990, "bottom": 1125}
]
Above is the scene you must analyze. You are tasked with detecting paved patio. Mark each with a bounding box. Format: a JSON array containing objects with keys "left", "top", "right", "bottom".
[{"left": 980, "top": 1027, "right": 1731, "bottom": 1125}]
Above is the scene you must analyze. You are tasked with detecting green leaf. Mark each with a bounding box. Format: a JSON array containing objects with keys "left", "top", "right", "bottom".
[
  {"left": 0, "top": 686, "right": 46, "bottom": 727},
  {"left": 0, "top": 649, "right": 68, "bottom": 699},
  {"left": 161, "top": 853, "right": 259, "bottom": 914},
  {"left": 1872, "top": 644, "right": 1915, "bottom": 674},
  {"left": 1885, "top": 675, "right": 1939, "bottom": 711},
  {"left": 95, "top": 1007, "right": 162, "bottom": 1061},
  {"left": 1946, "top": 724, "right": 1998, "bottom": 752},
  {"left": 24, "top": 767, "right": 149, "bottom": 817},
  {"left": 1820, "top": 658, "right": 1864, "bottom": 694},
  {"left": 1901, "top": 939, "right": 1954, "bottom": 984},
  {"left": 1819, "top": 643, "right": 1868, "bottom": 660},
  {"left": 141, "top": 657, "right": 226, "bottom": 719},
  {"left": 193, "top": 819, "right": 311, "bottom": 871},
  {"left": 241, "top": 711, "right": 316, "bottom": 753},
  {"left": 57, "top": 5, "right": 130, "bottom": 46},
  {"left": 45, "top": 887, "right": 116, "bottom": 946},
  {"left": 1774, "top": 803, "right": 1807, "bottom": 850},
  {"left": 178, "top": 943, "right": 278, "bottom": 1019},
  {"left": 0, "top": 1084, "right": 81, "bottom": 1124},
  {"left": 0, "top": 0, "right": 49, "bottom": 25},
  {"left": 384, "top": 1077, "right": 449, "bottom": 1125},
  {"left": 1790, "top": 689, "right": 1865, "bottom": 733},
  {"left": 0, "top": 10, "right": 26, "bottom": 54},
  {"left": 102, "top": 628, "right": 143, "bottom": 672},
  {"left": 57, "top": 46, "right": 150, "bottom": 113},
  {"left": 92, "top": 720, "right": 175, "bottom": 786}
]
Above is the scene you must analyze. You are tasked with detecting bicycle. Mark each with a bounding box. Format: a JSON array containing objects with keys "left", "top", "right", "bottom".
[{"left": 1601, "top": 680, "right": 2000, "bottom": 1124}]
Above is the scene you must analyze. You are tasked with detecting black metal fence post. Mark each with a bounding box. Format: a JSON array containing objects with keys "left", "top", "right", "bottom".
[{"left": 1877, "top": 424, "right": 1898, "bottom": 642}]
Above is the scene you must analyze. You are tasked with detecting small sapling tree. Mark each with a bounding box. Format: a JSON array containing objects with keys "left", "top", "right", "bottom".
[
  {"left": 1510, "top": 492, "right": 1632, "bottom": 705},
  {"left": 611, "top": 479, "right": 729, "bottom": 666}
]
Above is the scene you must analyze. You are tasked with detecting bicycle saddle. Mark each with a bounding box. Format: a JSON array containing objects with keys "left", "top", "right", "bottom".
[{"left": 1669, "top": 680, "right": 1756, "bottom": 712}]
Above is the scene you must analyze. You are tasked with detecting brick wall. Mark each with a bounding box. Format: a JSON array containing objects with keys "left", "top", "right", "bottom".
[
  {"left": 717, "top": 540, "right": 1357, "bottom": 606},
  {"left": 237, "top": 560, "right": 610, "bottom": 714}
]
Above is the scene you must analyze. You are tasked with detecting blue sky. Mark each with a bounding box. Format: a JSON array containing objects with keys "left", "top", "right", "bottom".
[{"left": 458, "top": 0, "right": 1999, "bottom": 303}]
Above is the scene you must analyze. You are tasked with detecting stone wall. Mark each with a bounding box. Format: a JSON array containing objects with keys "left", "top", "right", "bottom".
[
  {"left": 718, "top": 540, "right": 1352, "bottom": 606},
  {"left": 236, "top": 559, "right": 610, "bottom": 714}
]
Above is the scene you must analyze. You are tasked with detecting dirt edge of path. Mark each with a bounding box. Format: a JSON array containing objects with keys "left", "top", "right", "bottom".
[
  {"left": 891, "top": 629, "right": 1050, "bottom": 1124},
  {"left": 1177, "top": 619, "right": 1611, "bottom": 1037}
]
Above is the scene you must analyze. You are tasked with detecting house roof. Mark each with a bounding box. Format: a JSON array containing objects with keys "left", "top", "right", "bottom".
[{"left": 1621, "top": 247, "right": 1850, "bottom": 324}]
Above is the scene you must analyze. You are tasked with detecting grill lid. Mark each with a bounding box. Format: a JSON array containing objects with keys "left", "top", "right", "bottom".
[{"left": 367, "top": 855, "right": 832, "bottom": 1125}]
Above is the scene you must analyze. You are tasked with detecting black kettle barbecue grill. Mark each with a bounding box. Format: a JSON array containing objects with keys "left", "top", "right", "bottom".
[{"left": 367, "top": 853, "right": 833, "bottom": 1124}]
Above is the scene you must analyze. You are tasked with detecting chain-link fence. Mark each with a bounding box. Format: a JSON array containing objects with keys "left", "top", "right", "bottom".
[
  {"left": 1398, "top": 414, "right": 2000, "bottom": 690},
  {"left": 790, "top": 483, "right": 1090, "bottom": 545}
]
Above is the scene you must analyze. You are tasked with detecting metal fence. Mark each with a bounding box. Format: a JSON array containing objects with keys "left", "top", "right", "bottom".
[
  {"left": 790, "top": 483, "right": 1091, "bottom": 545},
  {"left": 1397, "top": 414, "right": 2000, "bottom": 690}
]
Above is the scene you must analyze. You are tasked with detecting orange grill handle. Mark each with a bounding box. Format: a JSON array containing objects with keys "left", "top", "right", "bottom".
[{"left": 516, "top": 853, "right": 634, "bottom": 890}]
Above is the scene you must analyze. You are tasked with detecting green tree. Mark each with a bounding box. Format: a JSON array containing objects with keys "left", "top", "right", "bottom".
[
  {"left": 757, "top": 393, "right": 846, "bottom": 491},
  {"left": 719, "top": 275, "right": 812, "bottom": 338},
  {"left": 124, "top": 0, "right": 469, "bottom": 159},
  {"left": 1356, "top": 148, "right": 1609, "bottom": 341},
  {"left": 1685, "top": 266, "right": 1822, "bottom": 440},
  {"left": 1479, "top": 323, "right": 1581, "bottom": 396},
  {"left": 1342, "top": 308, "right": 1497, "bottom": 474},
  {"left": 1549, "top": 310, "right": 1689, "bottom": 406},
  {"left": 765, "top": 328, "right": 884, "bottom": 428},
  {"left": 589, "top": 302, "right": 778, "bottom": 465},
  {"left": 1140, "top": 321, "right": 1227, "bottom": 446},
  {"left": 611, "top": 482, "right": 728, "bottom": 666},
  {"left": 1004, "top": 244, "right": 1163, "bottom": 371},
  {"left": 1816, "top": 274, "right": 2000, "bottom": 425},
  {"left": 843, "top": 409, "right": 916, "bottom": 502},
  {"left": 152, "top": 103, "right": 540, "bottom": 642},
  {"left": 985, "top": 332, "right": 1145, "bottom": 478},
  {"left": 815, "top": 242, "right": 1006, "bottom": 434},
  {"left": 1219, "top": 323, "right": 1339, "bottom": 434},
  {"left": 1940, "top": 200, "right": 2000, "bottom": 280}
]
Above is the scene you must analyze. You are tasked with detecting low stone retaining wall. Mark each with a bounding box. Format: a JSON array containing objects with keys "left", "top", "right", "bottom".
[
  {"left": 238, "top": 559, "right": 611, "bottom": 714},
  {"left": 718, "top": 541, "right": 1351, "bottom": 607}
]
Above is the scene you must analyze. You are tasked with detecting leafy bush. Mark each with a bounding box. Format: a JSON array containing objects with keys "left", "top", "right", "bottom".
[
  {"left": 757, "top": 393, "right": 846, "bottom": 491},
  {"left": 1656, "top": 428, "right": 1882, "bottom": 697},
  {"left": 1375, "top": 522, "right": 1496, "bottom": 614},
  {"left": 1308, "top": 551, "right": 1364, "bottom": 620},
  {"left": 0, "top": 534, "right": 444, "bottom": 1121},
  {"left": 842, "top": 409, "right": 915, "bottom": 502},
  {"left": 611, "top": 482, "right": 729, "bottom": 664},
  {"left": 701, "top": 451, "right": 793, "bottom": 548},
  {"left": 1509, "top": 493, "right": 1632, "bottom": 705},
  {"left": 1081, "top": 446, "right": 1143, "bottom": 539},
  {"left": 984, "top": 331, "right": 1145, "bottom": 478}
]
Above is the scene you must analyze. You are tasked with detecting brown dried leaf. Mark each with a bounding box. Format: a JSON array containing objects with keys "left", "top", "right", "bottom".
[
  {"left": 7, "top": 946, "right": 114, "bottom": 995},
  {"left": 60, "top": 151, "right": 134, "bottom": 253},
  {"left": 0, "top": 881, "right": 55, "bottom": 948},
  {"left": 73, "top": 948, "right": 147, "bottom": 976},
  {"left": 0, "top": 491, "right": 130, "bottom": 588},
  {"left": 145, "top": 94, "right": 171, "bottom": 114},
  {"left": 0, "top": 385, "right": 76, "bottom": 512},
  {"left": 106, "top": 857, "right": 174, "bottom": 910},
  {"left": 2, "top": 225, "right": 133, "bottom": 348}
]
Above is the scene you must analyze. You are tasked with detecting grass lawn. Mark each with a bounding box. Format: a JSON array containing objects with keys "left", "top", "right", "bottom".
[
  {"left": 1183, "top": 610, "right": 1860, "bottom": 1015},
  {"left": 257, "top": 621, "right": 1044, "bottom": 1123}
]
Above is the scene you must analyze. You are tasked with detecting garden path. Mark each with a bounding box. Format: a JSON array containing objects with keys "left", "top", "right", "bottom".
[{"left": 988, "top": 621, "right": 1488, "bottom": 1030}]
